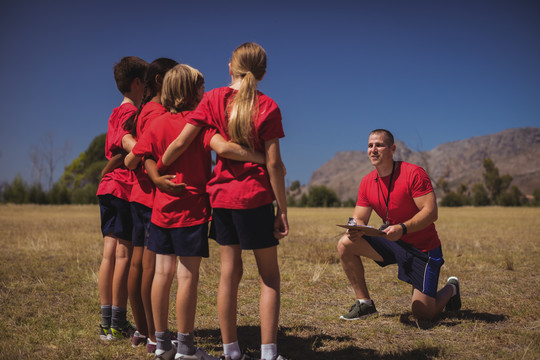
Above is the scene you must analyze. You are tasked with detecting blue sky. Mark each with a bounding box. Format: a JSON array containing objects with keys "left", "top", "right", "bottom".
[{"left": 0, "top": 0, "right": 539, "bottom": 187}]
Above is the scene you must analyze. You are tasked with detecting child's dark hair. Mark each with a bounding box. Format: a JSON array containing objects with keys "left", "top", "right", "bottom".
[
  {"left": 123, "top": 58, "right": 178, "bottom": 136},
  {"left": 113, "top": 56, "right": 148, "bottom": 94}
]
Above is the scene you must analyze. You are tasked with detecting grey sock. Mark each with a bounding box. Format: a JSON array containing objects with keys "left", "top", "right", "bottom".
[
  {"left": 101, "top": 305, "right": 112, "bottom": 327},
  {"left": 177, "top": 332, "right": 196, "bottom": 355},
  {"left": 111, "top": 305, "right": 126, "bottom": 329},
  {"left": 156, "top": 330, "right": 172, "bottom": 352}
]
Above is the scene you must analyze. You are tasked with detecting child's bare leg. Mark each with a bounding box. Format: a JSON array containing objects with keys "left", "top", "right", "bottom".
[
  {"left": 99, "top": 236, "right": 117, "bottom": 305},
  {"left": 128, "top": 246, "right": 147, "bottom": 336},
  {"left": 142, "top": 248, "right": 157, "bottom": 341},
  {"left": 218, "top": 245, "right": 243, "bottom": 344},
  {"left": 152, "top": 254, "right": 176, "bottom": 332},
  {"left": 253, "top": 246, "right": 280, "bottom": 345}
]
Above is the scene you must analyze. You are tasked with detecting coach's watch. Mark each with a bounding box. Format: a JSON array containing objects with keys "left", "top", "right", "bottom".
[{"left": 399, "top": 223, "right": 407, "bottom": 235}]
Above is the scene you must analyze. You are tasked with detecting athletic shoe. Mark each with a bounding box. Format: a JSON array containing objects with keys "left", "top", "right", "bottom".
[
  {"left": 110, "top": 320, "right": 136, "bottom": 340},
  {"left": 147, "top": 338, "right": 157, "bottom": 356},
  {"left": 155, "top": 347, "right": 176, "bottom": 360},
  {"left": 220, "top": 354, "right": 259, "bottom": 360},
  {"left": 132, "top": 330, "right": 147, "bottom": 347},
  {"left": 275, "top": 356, "right": 288, "bottom": 360},
  {"left": 175, "top": 348, "right": 219, "bottom": 359},
  {"left": 445, "top": 277, "right": 462, "bottom": 312},
  {"left": 340, "top": 300, "right": 378, "bottom": 320},
  {"left": 99, "top": 324, "right": 111, "bottom": 341}
]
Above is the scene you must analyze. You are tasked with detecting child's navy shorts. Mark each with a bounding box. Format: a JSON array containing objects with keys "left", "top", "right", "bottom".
[
  {"left": 98, "top": 194, "right": 132, "bottom": 241},
  {"left": 211, "top": 204, "right": 278, "bottom": 250},
  {"left": 148, "top": 222, "right": 209, "bottom": 257},
  {"left": 130, "top": 202, "right": 152, "bottom": 247},
  {"left": 364, "top": 236, "right": 444, "bottom": 298}
]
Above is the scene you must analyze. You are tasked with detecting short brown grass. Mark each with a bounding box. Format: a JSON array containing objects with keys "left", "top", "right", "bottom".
[{"left": 0, "top": 205, "right": 539, "bottom": 359}]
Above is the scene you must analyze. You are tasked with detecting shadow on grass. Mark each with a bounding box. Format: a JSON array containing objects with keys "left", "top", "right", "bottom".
[
  {"left": 196, "top": 325, "right": 442, "bottom": 359},
  {"left": 397, "top": 309, "right": 507, "bottom": 329}
]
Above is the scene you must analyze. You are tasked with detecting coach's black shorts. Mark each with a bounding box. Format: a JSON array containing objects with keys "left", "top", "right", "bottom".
[{"left": 364, "top": 236, "right": 444, "bottom": 298}]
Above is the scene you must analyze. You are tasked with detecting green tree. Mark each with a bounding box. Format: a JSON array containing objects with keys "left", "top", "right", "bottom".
[
  {"left": 483, "top": 158, "right": 513, "bottom": 204},
  {"left": 306, "top": 185, "right": 341, "bottom": 207},
  {"left": 289, "top": 180, "right": 301, "bottom": 192},
  {"left": 533, "top": 188, "right": 540, "bottom": 206},
  {"left": 437, "top": 177, "right": 450, "bottom": 195},
  {"left": 441, "top": 191, "right": 466, "bottom": 207},
  {"left": 342, "top": 198, "right": 356, "bottom": 208},
  {"left": 471, "top": 183, "right": 490, "bottom": 206},
  {"left": 3, "top": 175, "right": 29, "bottom": 204},
  {"left": 499, "top": 186, "right": 525, "bottom": 206}
]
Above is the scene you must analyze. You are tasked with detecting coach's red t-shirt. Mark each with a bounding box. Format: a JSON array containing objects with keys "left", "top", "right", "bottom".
[
  {"left": 132, "top": 111, "right": 214, "bottom": 228},
  {"left": 130, "top": 101, "right": 167, "bottom": 208},
  {"left": 187, "top": 87, "right": 285, "bottom": 209},
  {"left": 97, "top": 102, "right": 136, "bottom": 201},
  {"left": 356, "top": 161, "right": 440, "bottom": 252}
]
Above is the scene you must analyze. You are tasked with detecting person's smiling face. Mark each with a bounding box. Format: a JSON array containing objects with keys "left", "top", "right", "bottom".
[{"left": 367, "top": 132, "right": 395, "bottom": 168}]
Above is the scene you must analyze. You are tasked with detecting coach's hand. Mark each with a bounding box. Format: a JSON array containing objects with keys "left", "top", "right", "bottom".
[
  {"left": 383, "top": 225, "right": 403, "bottom": 241},
  {"left": 346, "top": 228, "right": 367, "bottom": 241}
]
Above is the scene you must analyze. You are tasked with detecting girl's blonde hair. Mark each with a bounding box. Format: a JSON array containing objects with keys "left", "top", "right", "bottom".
[
  {"left": 161, "top": 64, "right": 205, "bottom": 114},
  {"left": 228, "top": 42, "right": 267, "bottom": 149}
]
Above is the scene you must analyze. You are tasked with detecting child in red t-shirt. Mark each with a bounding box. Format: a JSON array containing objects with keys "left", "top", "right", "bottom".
[
  {"left": 123, "top": 58, "right": 178, "bottom": 353},
  {"left": 125, "top": 64, "right": 266, "bottom": 360},
  {"left": 96, "top": 56, "right": 147, "bottom": 341},
  {"left": 158, "top": 43, "right": 288, "bottom": 360}
]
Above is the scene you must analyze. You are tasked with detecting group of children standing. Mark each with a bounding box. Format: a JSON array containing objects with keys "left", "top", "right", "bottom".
[{"left": 96, "top": 43, "right": 289, "bottom": 360}]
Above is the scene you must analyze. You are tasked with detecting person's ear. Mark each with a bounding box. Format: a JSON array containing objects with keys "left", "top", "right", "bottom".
[
  {"left": 228, "top": 63, "right": 232, "bottom": 75},
  {"left": 155, "top": 74, "right": 162, "bottom": 88}
]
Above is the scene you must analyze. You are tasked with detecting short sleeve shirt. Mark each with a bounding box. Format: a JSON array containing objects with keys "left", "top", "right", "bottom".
[
  {"left": 97, "top": 102, "right": 136, "bottom": 201},
  {"left": 187, "top": 87, "right": 285, "bottom": 209},
  {"left": 133, "top": 111, "right": 213, "bottom": 228},
  {"left": 130, "top": 102, "right": 167, "bottom": 208},
  {"left": 357, "top": 161, "right": 440, "bottom": 252}
]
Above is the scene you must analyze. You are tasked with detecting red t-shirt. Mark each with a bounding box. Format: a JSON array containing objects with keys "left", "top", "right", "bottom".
[
  {"left": 97, "top": 102, "right": 136, "bottom": 201},
  {"left": 187, "top": 87, "right": 285, "bottom": 209},
  {"left": 132, "top": 111, "right": 214, "bottom": 228},
  {"left": 130, "top": 102, "right": 167, "bottom": 208},
  {"left": 356, "top": 161, "right": 440, "bottom": 252}
]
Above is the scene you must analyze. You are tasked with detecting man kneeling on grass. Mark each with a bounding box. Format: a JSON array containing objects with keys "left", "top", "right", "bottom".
[{"left": 337, "top": 129, "right": 461, "bottom": 321}]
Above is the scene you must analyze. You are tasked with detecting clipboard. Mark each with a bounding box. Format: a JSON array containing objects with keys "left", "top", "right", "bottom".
[{"left": 336, "top": 224, "right": 386, "bottom": 236}]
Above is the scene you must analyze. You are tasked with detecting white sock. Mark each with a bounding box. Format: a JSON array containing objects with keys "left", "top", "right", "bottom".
[
  {"left": 358, "top": 299, "right": 373, "bottom": 306},
  {"left": 223, "top": 341, "right": 242, "bottom": 360},
  {"left": 261, "top": 343, "right": 277, "bottom": 360},
  {"left": 449, "top": 284, "right": 457, "bottom": 297}
]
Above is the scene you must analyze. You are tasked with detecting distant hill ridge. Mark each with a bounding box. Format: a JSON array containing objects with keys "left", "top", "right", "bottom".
[{"left": 308, "top": 127, "right": 540, "bottom": 201}]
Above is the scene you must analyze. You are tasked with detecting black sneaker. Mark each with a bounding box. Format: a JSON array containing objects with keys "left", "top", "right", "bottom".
[
  {"left": 445, "top": 277, "right": 461, "bottom": 312},
  {"left": 99, "top": 324, "right": 111, "bottom": 341},
  {"left": 110, "top": 320, "right": 136, "bottom": 340},
  {"left": 340, "top": 300, "right": 378, "bottom": 320}
]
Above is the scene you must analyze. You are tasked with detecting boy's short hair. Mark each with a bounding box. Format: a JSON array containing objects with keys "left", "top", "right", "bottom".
[{"left": 113, "top": 56, "right": 148, "bottom": 94}]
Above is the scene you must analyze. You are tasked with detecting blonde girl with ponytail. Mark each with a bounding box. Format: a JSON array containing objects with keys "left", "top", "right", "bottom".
[{"left": 159, "top": 43, "right": 288, "bottom": 360}]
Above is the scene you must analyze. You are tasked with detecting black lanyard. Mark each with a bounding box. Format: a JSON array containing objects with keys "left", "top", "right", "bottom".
[{"left": 377, "top": 161, "right": 396, "bottom": 225}]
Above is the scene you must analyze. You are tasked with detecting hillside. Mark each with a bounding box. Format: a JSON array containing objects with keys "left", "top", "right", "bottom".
[{"left": 307, "top": 127, "right": 540, "bottom": 201}]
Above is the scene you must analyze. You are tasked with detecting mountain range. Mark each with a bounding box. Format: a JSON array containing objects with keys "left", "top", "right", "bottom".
[{"left": 307, "top": 127, "right": 540, "bottom": 201}]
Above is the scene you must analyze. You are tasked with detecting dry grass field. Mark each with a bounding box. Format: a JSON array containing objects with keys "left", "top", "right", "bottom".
[{"left": 0, "top": 205, "right": 538, "bottom": 359}]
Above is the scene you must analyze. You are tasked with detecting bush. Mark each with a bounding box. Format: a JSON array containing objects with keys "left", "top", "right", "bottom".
[{"left": 441, "top": 192, "right": 466, "bottom": 207}]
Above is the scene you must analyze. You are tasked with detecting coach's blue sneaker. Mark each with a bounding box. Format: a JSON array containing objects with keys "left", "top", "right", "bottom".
[
  {"left": 445, "top": 277, "right": 461, "bottom": 312},
  {"left": 340, "top": 300, "right": 378, "bottom": 320}
]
